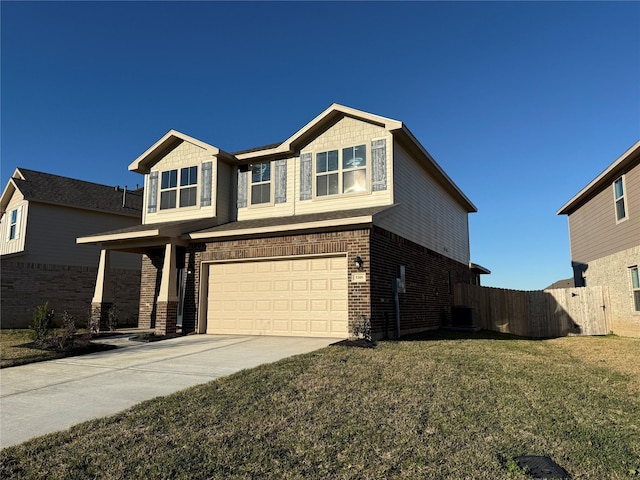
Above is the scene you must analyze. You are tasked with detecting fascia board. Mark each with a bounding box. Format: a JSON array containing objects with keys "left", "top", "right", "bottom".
[
  {"left": 187, "top": 215, "right": 374, "bottom": 240},
  {"left": 129, "top": 130, "right": 228, "bottom": 173},
  {"left": 557, "top": 139, "right": 640, "bottom": 215},
  {"left": 77, "top": 229, "right": 160, "bottom": 244},
  {"left": 236, "top": 104, "right": 403, "bottom": 161}
]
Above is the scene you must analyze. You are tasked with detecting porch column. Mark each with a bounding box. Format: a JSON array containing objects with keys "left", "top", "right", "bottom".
[
  {"left": 156, "top": 241, "right": 178, "bottom": 335},
  {"left": 90, "top": 249, "right": 113, "bottom": 332}
]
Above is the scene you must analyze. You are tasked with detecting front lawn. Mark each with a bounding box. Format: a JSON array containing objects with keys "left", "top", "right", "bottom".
[
  {"left": 0, "top": 329, "right": 113, "bottom": 368},
  {"left": 1, "top": 332, "right": 638, "bottom": 479}
]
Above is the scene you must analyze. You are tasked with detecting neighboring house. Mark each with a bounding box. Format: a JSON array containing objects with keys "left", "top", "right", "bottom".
[
  {"left": 558, "top": 140, "right": 640, "bottom": 338},
  {"left": 0, "top": 168, "right": 143, "bottom": 328},
  {"left": 79, "top": 104, "right": 487, "bottom": 338}
]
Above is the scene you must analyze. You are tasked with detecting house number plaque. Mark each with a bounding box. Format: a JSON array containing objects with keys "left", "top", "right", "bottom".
[{"left": 351, "top": 273, "right": 366, "bottom": 283}]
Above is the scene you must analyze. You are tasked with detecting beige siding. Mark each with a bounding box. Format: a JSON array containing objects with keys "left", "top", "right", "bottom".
[
  {"left": 216, "top": 160, "right": 235, "bottom": 222},
  {"left": 12, "top": 202, "right": 141, "bottom": 269},
  {"left": 143, "top": 140, "right": 217, "bottom": 225},
  {"left": 237, "top": 116, "right": 393, "bottom": 221},
  {"left": 376, "top": 141, "right": 470, "bottom": 264},
  {"left": 0, "top": 190, "right": 28, "bottom": 257},
  {"left": 568, "top": 162, "right": 640, "bottom": 264}
]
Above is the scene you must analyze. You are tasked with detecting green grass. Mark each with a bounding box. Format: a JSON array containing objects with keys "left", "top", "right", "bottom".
[
  {"left": 1, "top": 331, "right": 639, "bottom": 479},
  {"left": 1, "top": 329, "right": 112, "bottom": 368}
]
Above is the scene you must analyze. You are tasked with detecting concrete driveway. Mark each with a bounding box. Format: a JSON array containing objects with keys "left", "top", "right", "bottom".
[{"left": 0, "top": 334, "right": 338, "bottom": 449}]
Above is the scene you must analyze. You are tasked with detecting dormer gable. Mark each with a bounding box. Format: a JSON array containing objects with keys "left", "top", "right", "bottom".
[{"left": 131, "top": 130, "right": 236, "bottom": 225}]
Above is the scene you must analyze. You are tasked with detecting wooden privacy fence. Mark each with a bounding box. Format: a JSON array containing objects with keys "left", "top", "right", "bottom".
[{"left": 453, "top": 284, "right": 610, "bottom": 338}]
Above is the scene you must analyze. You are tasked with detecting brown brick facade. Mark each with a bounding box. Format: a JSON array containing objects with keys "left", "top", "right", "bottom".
[
  {"left": 370, "top": 226, "right": 474, "bottom": 337},
  {"left": 1, "top": 262, "right": 140, "bottom": 329},
  {"left": 155, "top": 226, "right": 473, "bottom": 338}
]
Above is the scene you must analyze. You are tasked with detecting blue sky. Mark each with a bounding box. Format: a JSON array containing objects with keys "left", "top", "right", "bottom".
[{"left": 2, "top": 1, "right": 639, "bottom": 290}]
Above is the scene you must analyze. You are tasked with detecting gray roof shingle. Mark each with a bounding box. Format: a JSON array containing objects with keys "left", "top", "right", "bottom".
[{"left": 14, "top": 168, "right": 142, "bottom": 218}]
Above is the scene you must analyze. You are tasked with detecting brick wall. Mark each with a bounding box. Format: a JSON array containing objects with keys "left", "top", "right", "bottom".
[
  {"left": 138, "top": 250, "right": 164, "bottom": 329},
  {"left": 584, "top": 245, "right": 640, "bottom": 337},
  {"left": 185, "top": 229, "right": 371, "bottom": 335},
  {"left": 181, "top": 226, "right": 472, "bottom": 338},
  {"left": 370, "top": 226, "right": 474, "bottom": 338},
  {"left": 1, "top": 262, "right": 140, "bottom": 329}
]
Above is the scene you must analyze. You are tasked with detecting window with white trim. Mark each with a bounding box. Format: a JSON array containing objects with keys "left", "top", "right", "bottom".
[
  {"left": 250, "top": 161, "right": 271, "bottom": 205},
  {"left": 315, "top": 144, "right": 367, "bottom": 197},
  {"left": 614, "top": 176, "right": 627, "bottom": 221},
  {"left": 160, "top": 169, "right": 178, "bottom": 210},
  {"left": 179, "top": 166, "right": 198, "bottom": 207},
  {"left": 8, "top": 208, "right": 19, "bottom": 240},
  {"left": 631, "top": 266, "right": 640, "bottom": 312}
]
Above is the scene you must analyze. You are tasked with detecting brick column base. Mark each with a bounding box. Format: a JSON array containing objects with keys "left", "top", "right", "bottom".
[
  {"left": 90, "top": 302, "right": 112, "bottom": 332},
  {"left": 155, "top": 301, "right": 178, "bottom": 336}
]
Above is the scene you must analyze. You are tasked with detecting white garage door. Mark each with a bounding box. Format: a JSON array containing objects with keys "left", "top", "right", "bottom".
[{"left": 206, "top": 256, "right": 348, "bottom": 337}]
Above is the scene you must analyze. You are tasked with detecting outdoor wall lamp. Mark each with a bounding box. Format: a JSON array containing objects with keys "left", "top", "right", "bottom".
[{"left": 354, "top": 256, "right": 364, "bottom": 270}]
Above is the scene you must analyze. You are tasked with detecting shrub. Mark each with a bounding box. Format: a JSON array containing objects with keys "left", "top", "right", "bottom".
[
  {"left": 30, "top": 303, "right": 55, "bottom": 347},
  {"left": 350, "top": 315, "right": 372, "bottom": 342},
  {"left": 54, "top": 311, "right": 77, "bottom": 351}
]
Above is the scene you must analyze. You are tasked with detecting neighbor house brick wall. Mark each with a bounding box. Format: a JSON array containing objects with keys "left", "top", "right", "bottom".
[
  {"left": 1, "top": 262, "right": 140, "bottom": 329},
  {"left": 370, "top": 226, "right": 474, "bottom": 338},
  {"left": 583, "top": 245, "right": 640, "bottom": 337},
  {"left": 185, "top": 229, "right": 371, "bottom": 335}
]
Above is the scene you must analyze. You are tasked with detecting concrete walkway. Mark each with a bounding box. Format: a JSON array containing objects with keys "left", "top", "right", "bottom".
[{"left": 0, "top": 334, "right": 338, "bottom": 449}]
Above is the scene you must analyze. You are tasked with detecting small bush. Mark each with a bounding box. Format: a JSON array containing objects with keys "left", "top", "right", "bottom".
[
  {"left": 30, "top": 303, "right": 55, "bottom": 347},
  {"left": 350, "top": 315, "right": 372, "bottom": 342},
  {"left": 53, "top": 311, "right": 77, "bottom": 351}
]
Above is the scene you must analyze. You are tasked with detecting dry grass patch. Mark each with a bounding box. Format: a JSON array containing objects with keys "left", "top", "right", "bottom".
[
  {"left": 0, "top": 329, "right": 113, "bottom": 368},
  {"left": 1, "top": 331, "right": 638, "bottom": 479}
]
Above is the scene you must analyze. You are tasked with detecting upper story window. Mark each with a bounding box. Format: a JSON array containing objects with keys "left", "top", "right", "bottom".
[
  {"left": 315, "top": 145, "right": 367, "bottom": 197},
  {"left": 250, "top": 162, "right": 271, "bottom": 205},
  {"left": 160, "top": 169, "right": 178, "bottom": 210},
  {"left": 180, "top": 166, "right": 198, "bottom": 207},
  {"left": 614, "top": 176, "right": 627, "bottom": 222},
  {"left": 159, "top": 166, "right": 198, "bottom": 210},
  {"left": 8, "top": 208, "right": 19, "bottom": 240},
  {"left": 631, "top": 266, "right": 640, "bottom": 312}
]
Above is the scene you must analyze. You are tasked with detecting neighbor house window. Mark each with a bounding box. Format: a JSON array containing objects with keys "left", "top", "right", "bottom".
[
  {"left": 160, "top": 169, "right": 178, "bottom": 210},
  {"left": 250, "top": 161, "right": 271, "bottom": 205},
  {"left": 8, "top": 208, "right": 18, "bottom": 240},
  {"left": 631, "top": 267, "right": 640, "bottom": 312},
  {"left": 614, "top": 176, "right": 627, "bottom": 221},
  {"left": 316, "top": 144, "right": 367, "bottom": 197},
  {"left": 179, "top": 166, "right": 198, "bottom": 207}
]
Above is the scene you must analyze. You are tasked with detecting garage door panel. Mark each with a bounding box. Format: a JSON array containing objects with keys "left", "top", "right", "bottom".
[{"left": 207, "top": 256, "right": 348, "bottom": 337}]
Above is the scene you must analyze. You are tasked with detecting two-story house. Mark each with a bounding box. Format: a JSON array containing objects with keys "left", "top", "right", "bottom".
[
  {"left": 79, "top": 104, "right": 484, "bottom": 338},
  {"left": 0, "top": 168, "right": 143, "bottom": 328},
  {"left": 558, "top": 140, "right": 640, "bottom": 337}
]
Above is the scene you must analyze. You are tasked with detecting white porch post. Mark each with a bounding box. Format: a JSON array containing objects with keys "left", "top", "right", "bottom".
[
  {"left": 158, "top": 242, "right": 177, "bottom": 302},
  {"left": 92, "top": 248, "right": 113, "bottom": 303},
  {"left": 90, "top": 248, "right": 113, "bottom": 332},
  {"left": 156, "top": 241, "right": 178, "bottom": 335}
]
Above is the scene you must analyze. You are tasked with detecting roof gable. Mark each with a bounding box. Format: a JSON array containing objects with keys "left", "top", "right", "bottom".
[
  {"left": 128, "top": 129, "right": 233, "bottom": 174},
  {"left": 235, "top": 104, "right": 403, "bottom": 160},
  {"left": 558, "top": 139, "right": 640, "bottom": 215},
  {"left": 1, "top": 168, "right": 142, "bottom": 217}
]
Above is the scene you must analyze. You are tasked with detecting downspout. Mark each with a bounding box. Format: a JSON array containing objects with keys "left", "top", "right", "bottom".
[{"left": 393, "top": 278, "right": 400, "bottom": 339}]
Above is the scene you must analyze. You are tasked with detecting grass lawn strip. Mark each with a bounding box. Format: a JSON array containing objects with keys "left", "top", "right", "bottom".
[
  {"left": 0, "top": 329, "right": 113, "bottom": 368},
  {"left": 1, "top": 332, "right": 638, "bottom": 479}
]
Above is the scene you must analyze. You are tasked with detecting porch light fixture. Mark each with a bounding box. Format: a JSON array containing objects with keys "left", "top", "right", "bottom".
[{"left": 354, "top": 256, "right": 364, "bottom": 270}]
